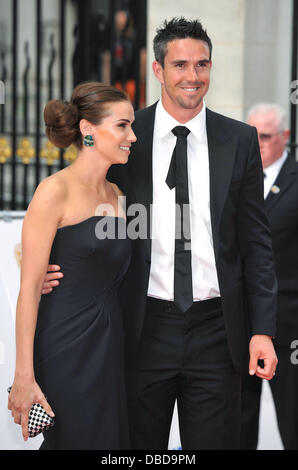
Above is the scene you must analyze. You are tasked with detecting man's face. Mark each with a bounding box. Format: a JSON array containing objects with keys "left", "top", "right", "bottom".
[
  {"left": 248, "top": 112, "right": 289, "bottom": 168},
  {"left": 153, "top": 38, "right": 212, "bottom": 121}
]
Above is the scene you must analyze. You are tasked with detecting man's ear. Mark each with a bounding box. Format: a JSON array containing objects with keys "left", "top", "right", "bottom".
[
  {"left": 284, "top": 129, "right": 290, "bottom": 139},
  {"left": 282, "top": 129, "right": 290, "bottom": 144},
  {"left": 152, "top": 60, "right": 164, "bottom": 85}
]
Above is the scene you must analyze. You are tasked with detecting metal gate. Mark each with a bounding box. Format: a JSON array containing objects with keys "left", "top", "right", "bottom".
[
  {"left": 290, "top": 0, "right": 298, "bottom": 160},
  {"left": 0, "top": 0, "right": 147, "bottom": 210}
]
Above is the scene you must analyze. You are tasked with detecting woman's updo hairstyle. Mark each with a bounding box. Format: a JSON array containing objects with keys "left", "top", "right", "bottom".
[{"left": 44, "top": 82, "right": 129, "bottom": 149}]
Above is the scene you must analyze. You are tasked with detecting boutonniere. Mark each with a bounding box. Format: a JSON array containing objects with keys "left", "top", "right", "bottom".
[{"left": 271, "top": 185, "right": 280, "bottom": 194}]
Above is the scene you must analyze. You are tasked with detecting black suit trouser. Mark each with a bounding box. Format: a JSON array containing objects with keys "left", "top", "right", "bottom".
[
  {"left": 126, "top": 297, "right": 242, "bottom": 450},
  {"left": 241, "top": 345, "right": 298, "bottom": 450},
  {"left": 241, "top": 292, "right": 298, "bottom": 450}
]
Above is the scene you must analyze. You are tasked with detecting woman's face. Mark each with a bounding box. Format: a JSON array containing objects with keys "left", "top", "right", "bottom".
[{"left": 88, "top": 101, "right": 137, "bottom": 165}]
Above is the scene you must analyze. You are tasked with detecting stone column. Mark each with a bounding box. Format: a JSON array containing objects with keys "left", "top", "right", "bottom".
[
  {"left": 243, "top": 0, "right": 292, "bottom": 123},
  {"left": 146, "top": 0, "right": 246, "bottom": 119},
  {"left": 146, "top": 0, "right": 292, "bottom": 123}
]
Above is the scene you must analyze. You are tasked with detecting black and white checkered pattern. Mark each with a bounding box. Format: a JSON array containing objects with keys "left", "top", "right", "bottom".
[
  {"left": 7, "top": 387, "right": 54, "bottom": 437},
  {"left": 27, "top": 402, "right": 54, "bottom": 437}
]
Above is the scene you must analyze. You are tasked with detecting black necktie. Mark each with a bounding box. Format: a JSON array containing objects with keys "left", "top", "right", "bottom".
[{"left": 166, "top": 126, "right": 193, "bottom": 312}]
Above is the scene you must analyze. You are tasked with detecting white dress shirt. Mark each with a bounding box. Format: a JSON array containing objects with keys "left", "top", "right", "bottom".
[
  {"left": 147, "top": 99, "right": 220, "bottom": 301},
  {"left": 263, "top": 151, "right": 288, "bottom": 199}
]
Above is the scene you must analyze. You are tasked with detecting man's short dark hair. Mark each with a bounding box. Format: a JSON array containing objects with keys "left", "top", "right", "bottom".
[{"left": 153, "top": 17, "right": 213, "bottom": 67}]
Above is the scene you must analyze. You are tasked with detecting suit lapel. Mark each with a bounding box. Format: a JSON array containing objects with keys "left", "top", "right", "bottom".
[
  {"left": 131, "top": 106, "right": 238, "bottom": 262},
  {"left": 130, "top": 103, "right": 157, "bottom": 261},
  {"left": 206, "top": 109, "right": 239, "bottom": 260},
  {"left": 265, "top": 156, "right": 296, "bottom": 212}
]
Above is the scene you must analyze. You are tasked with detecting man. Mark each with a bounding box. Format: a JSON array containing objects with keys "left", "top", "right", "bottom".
[
  {"left": 43, "top": 18, "right": 277, "bottom": 449},
  {"left": 241, "top": 103, "right": 298, "bottom": 450}
]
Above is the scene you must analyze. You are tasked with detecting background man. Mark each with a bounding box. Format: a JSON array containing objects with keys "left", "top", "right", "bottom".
[
  {"left": 43, "top": 18, "right": 278, "bottom": 450},
  {"left": 241, "top": 103, "right": 298, "bottom": 450}
]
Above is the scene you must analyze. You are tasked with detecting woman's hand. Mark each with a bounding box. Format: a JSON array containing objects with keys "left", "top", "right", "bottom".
[{"left": 8, "top": 380, "right": 55, "bottom": 441}]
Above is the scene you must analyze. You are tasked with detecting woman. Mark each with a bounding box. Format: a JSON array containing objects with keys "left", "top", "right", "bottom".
[{"left": 7, "top": 82, "right": 136, "bottom": 449}]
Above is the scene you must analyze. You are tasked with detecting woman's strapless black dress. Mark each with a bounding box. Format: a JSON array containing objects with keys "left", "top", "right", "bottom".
[{"left": 33, "top": 216, "right": 131, "bottom": 450}]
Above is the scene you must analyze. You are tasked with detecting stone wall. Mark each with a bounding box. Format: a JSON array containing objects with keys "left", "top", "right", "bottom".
[{"left": 146, "top": 0, "right": 293, "bottom": 124}]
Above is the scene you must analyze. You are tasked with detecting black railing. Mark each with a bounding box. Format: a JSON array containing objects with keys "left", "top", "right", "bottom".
[
  {"left": 3, "top": 0, "right": 295, "bottom": 211},
  {"left": 11, "top": 0, "right": 18, "bottom": 210},
  {"left": 289, "top": 0, "right": 298, "bottom": 160},
  {"left": 0, "top": 0, "right": 147, "bottom": 211}
]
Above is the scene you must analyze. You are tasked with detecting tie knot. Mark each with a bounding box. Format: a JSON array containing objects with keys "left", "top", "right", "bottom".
[{"left": 172, "top": 126, "right": 190, "bottom": 138}]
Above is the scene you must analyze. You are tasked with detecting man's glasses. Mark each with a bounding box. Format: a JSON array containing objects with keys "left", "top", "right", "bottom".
[{"left": 258, "top": 132, "right": 282, "bottom": 141}]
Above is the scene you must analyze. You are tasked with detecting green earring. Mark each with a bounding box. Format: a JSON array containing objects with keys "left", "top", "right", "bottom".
[{"left": 83, "top": 134, "right": 94, "bottom": 147}]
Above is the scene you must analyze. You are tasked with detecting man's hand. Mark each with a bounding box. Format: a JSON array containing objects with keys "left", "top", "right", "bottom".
[
  {"left": 249, "top": 334, "right": 278, "bottom": 380},
  {"left": 41, "top": 265, "right": 63, "bottom": 294}
]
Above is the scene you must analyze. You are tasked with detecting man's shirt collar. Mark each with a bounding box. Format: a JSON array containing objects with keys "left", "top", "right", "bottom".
[{"left": 155, "top": 99, "right": 206, "bottom": 143}]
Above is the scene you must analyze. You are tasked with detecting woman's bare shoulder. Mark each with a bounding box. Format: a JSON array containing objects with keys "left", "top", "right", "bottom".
[
  {"left": 32, "top": 170, "right": 69, "bottom": 204},
  {"left": 26, "top": 171, "right": 69, "bottom": 225}
]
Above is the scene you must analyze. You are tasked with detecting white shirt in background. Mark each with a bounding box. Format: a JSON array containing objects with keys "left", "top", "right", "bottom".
[{"left": 263, "top": 151, "right": 288, "bottom": 199}]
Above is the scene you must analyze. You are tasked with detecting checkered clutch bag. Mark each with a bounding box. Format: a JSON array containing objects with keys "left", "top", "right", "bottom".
[{"left": 7, "top": 386, "right": 55, "bottom": 437}]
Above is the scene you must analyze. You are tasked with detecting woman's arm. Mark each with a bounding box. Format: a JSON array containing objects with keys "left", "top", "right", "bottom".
[{"left": 8, "top": 177, "right": 65, "bottom": 441}]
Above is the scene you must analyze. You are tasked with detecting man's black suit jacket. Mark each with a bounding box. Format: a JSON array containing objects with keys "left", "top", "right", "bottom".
[
  {"left": 108, "top": 103, "right": 277, "bottom": 373},
  {"left": 265, "top": 156, "right": 298, "bottom": 346}
]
